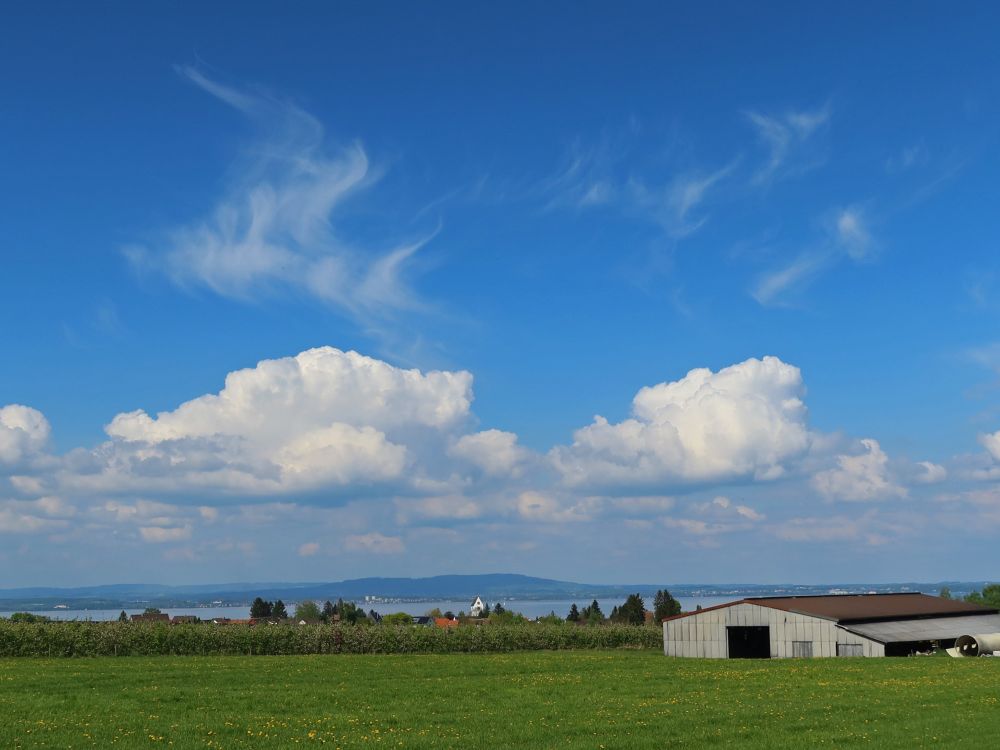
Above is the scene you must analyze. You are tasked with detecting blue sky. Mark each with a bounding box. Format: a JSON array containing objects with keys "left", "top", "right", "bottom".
[{"left": 3, "top": 2, "right": 1000, "bottom": 587}]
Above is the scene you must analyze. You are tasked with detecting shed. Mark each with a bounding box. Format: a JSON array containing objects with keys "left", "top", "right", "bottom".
[{"left": 662, "top": 593, "right": 1000, "bottom": 658}]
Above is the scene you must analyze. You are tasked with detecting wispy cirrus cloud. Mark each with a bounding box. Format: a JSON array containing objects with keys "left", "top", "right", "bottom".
[
  {"left": 745, "top": 103, "right": 831, "bottom": 185},
  {"left": 751, "top": 252, "right": 830, "bottom": 306},
  {"left": 126, "top": 67, "right": 430, "bottom": 325},
  {"left": 535, "top": 122, "right": 740, "bottom": 240},
  {"left": 751, "top": 205, "right": 877, "bottom": 306},
  {"left": 629, "top": 159, "right": 739, "bottom": 237}
]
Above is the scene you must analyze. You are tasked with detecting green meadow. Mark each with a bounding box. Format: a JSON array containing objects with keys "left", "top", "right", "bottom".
[{"left": 2, "top": 651, "right": 998, "bottom": 748}]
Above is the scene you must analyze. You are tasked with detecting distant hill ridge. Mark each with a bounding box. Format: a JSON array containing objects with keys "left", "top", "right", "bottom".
[
  {"left": 0, "top": 574, "right": 604, "bottom": 604},
  {"left": 0, "top": 574, "right": 984, "bottom": 612}
]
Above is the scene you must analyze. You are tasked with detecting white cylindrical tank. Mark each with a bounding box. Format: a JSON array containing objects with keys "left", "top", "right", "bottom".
[{"left": 954, "top": 632, "right": 1000, "bottom": 656}]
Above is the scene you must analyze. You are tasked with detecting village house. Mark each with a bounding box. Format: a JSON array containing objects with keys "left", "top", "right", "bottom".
[{"left": 130, "top": 612, "right": 169, "bottom": 623}]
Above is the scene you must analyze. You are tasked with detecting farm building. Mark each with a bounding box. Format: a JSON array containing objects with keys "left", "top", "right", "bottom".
[{"left": 663, "top": 593, "right": 1000, "bottom": 658}]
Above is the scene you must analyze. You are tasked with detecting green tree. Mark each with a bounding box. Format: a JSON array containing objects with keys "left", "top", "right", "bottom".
[
  {"left": 654, "top": 589, "right": 682, "bottom": 620},
  {"left": 567, "top": 603, "right": 580, "bottom": 622},
  {"left": 10, "top": 612, "right": 49, "bottom": 623},
  {"left": 492, "top": 602, "right": 505, "bottom": 616},
  {"left": 322, "top": 601, "right": 335, "bottom": 622},
  {"left": 118, "top": 610, "right": 128, "bottom": 623},
  {"left": 939, "top": 587, "right": 952, "bottom": 600},
  {"left": 272, "top": 600, "right": 288, "bottom": 619},
  {"left": 250, "top": 597, "right": 273, "bottom": 618},
  {"left": 488, "top": 608, "right": 527, "bottom": 625},
  {"left": 537, "top": 611, "right": 563, "bottom": 625},
  {"left": 616, "top": 593, "right": 646, "bottom": 625},
  {"left": 332, "top": 599, "right": 365, "bottom": 624},
  {"left": 294, "top": 600, "right": 322, "bottom": 621},
  {"left": 579, "top": 600, "right": 604, "bottom": 625},
  {"left": 382, "top": 612, "right": 414, "bottom": 625},
  {"left": 586, "top": 599, "right": 604, "bottom": 624},
  {"left": 965, "top": 584, "right": 1000, "bottom": 609},
  {"left": 142, "top": 607, "right": 162, "bottom": 615}
]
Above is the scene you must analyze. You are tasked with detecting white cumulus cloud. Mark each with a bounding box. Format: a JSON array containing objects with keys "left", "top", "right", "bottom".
[
  {"left": 812, "top": 439, "right": 907, "bottom": 502},
  {"left": 979, "top": 430, "right": 1000, "bottom": 463},
  {"left": 344, "top": 532, "right": 405, "bottom": 554},
  {"left": 550, "top": 356, "right": 810, "bottom": 489},
  {"left": 139, "top": 525, "right": 192, "bottom": 543},
  {"left": 449, "top": 429, "right": 531, "bottom": 477},
  {"left": 915, "top": 461, "right": 947, "bottom": 484},
  {"left": 0, "top": 405, "right": 50, "bottom": 465},
  {"left": 298, "top": 541, "right": 320, "bottom": 557},
  {"left": 79, "top": 347, "right": 473, "bottom": 496}
]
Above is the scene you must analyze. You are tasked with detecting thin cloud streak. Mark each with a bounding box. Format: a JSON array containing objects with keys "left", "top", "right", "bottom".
[
  {"left": 751, "top": 205, "right": 877, "bottom": 306},
  {"left": 745, "top": 103, "right": 831, "bottom": 185},
  {"left": 126, "top": 67, "right": 431, "bottom": 325}
]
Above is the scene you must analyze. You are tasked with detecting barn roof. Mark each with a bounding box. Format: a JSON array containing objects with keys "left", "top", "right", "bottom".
[
  {"left": 663, "top": 593, "right": 996, "bottom": 624},
  {"left": 750, "top": 593, "right": 995, "bottom": 623},
  {"left": 842, "top": 613, "right": 1000, "bottom": 645}
]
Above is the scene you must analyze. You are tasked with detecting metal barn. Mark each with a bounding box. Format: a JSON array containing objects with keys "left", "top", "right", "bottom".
[{"left": 662, "top": 593, "right": 1000, "bottom": 658}]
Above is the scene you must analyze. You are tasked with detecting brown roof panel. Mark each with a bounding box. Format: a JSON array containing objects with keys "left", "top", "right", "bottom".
[{"left": 750, "top": 593, "right": 996, "bottom": 623}]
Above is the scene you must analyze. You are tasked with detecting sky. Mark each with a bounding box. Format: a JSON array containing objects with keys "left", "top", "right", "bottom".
[{"left": 3, "top": 2, "right": 1000, "bottom": 587}]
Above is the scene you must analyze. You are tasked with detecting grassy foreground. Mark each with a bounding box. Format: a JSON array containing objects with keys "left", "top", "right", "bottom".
[{"left": 1, "top": 652, "right": 999, "bottom": 748}]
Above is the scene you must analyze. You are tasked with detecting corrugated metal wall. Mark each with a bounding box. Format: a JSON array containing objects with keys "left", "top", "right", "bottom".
[{"left": 662, "top": 603, "right": 884, "bottom": 658}]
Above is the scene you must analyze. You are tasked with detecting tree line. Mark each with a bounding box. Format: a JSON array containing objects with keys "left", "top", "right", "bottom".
[
  {"left": 565, "top": 590, "right": 681, "bottom": 626},
  {"left": 940, "top": 584, "right": 1000, "bottom": 609},
  {"left": 250, "top": 597, "right": 371, "bottom": 624}
]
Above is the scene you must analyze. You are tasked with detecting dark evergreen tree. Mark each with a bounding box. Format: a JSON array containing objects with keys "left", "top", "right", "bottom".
[
  {"left": 493, "top": 602, "right": 505, "bottom": 616},
  {"left": 580, "top": 599, "right": 604, "bottom": 625},
  {"left": 250, "top": 597, "right": 273, "bottom": 618},
  {"left": 653, "top": 589, "right": 682, "bottom": 620},
  {"left": 567, "top": 603, "right": 580, "bottom": 622},
  {"left": 322, "top": 600, "right": 335, "bottom": 622},
  {"left": 272, "top": 599, "right": 288, "bottom": 619},
  {"left": 118, "top": 610, "right": 128, "bottom": 622},
  {"left": 617, "top": 593, "right": 646, "bottom": 625}
]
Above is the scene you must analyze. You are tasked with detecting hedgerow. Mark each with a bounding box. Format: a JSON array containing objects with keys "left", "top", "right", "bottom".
[{"left": 0, "top": 622, "right": 661, "bottom": 657}]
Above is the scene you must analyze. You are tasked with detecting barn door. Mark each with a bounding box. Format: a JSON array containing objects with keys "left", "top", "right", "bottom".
[{"left": 727, "top": 626, "right": 771, "bottom": 658}]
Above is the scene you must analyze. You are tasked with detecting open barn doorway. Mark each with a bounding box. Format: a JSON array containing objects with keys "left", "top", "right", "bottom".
[{"left": 727, "top": 626, "right": 771, "bottom": 658}]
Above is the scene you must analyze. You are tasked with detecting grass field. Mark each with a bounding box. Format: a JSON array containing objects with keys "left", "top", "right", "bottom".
[{"left": 2, "top": 652, "right": 999, "bottom": 748}]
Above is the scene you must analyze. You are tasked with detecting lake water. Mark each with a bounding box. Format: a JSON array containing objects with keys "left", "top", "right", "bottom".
[{"left": 0, "top": 595, "right": 733, "bottom": 622}]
